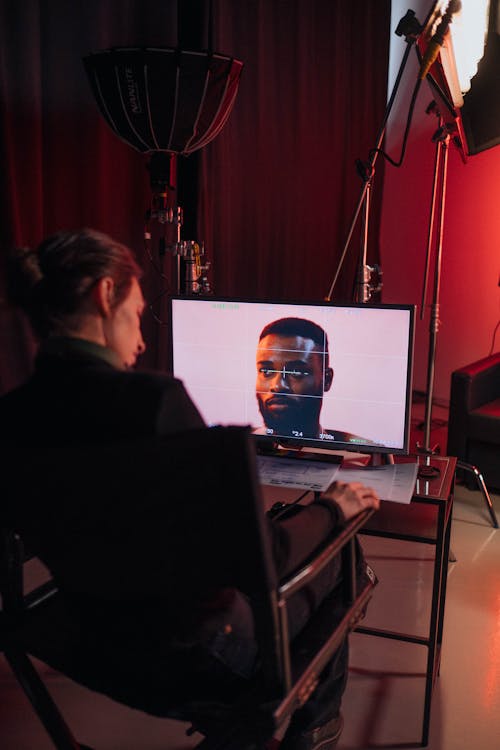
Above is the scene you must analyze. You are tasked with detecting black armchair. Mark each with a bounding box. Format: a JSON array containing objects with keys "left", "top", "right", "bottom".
[
  {"left": 0, "top": 426, "right": 376, "bottom": 749},
  {"left": 447, "top": 352, "right": 500, "bottom": 516}
]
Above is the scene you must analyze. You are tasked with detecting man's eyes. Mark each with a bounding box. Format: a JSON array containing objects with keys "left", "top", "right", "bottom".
[{"left": 258, "top": 366, "right": 311, "bottom": 378}]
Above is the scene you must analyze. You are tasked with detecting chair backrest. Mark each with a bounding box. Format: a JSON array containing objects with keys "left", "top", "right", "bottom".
[
  {"left": 2, "top": 426, "right": 280, "bottom": 640},
  {"left": 24, "top": 428, "right": 269, "bottom": 580}
]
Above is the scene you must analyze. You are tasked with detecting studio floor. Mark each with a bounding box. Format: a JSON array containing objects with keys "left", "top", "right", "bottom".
[
  {"left": 341, "top": 481, "right": 500, "bottom": 750},
  {"left": 1, "top": 401, "right": 499, "bottom": 749}
]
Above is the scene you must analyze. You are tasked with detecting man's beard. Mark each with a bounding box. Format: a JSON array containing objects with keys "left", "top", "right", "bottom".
[{"left": 257, "top": 394, "right": 321, "bottom": 438}]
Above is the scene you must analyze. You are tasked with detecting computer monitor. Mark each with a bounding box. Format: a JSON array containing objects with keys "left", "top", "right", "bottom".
[{"left": 169, "top": 296, "right": 415, "bottom": 457}]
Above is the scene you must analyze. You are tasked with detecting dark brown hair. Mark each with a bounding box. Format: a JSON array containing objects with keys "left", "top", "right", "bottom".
[{"left": 5, "top": 228, "right": 142, "bottom": 339}]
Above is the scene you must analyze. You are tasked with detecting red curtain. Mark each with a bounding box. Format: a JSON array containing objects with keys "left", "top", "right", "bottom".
[
  {"left": 199, "top": 0, "right": 390, "bottom": 303},
  {"left": 0, "top": 0, "right": 390, "bottom": 391}
]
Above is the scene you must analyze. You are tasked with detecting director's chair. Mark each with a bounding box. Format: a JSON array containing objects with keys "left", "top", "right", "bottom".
[{"left": 0, "top": 426, "right": 376, "bottom": 749}]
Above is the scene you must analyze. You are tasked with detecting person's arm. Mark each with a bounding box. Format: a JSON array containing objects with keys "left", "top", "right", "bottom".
[{"left": 269, "top": 481, "right": 380, "bottom": 577}]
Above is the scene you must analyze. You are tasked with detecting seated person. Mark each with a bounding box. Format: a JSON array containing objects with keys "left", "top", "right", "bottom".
[
  {"left": 0, "top": 228, "right": 379, "bottom": 750},
  {"left": 255, "top": 316, "right": 380, "bottom": 447}
]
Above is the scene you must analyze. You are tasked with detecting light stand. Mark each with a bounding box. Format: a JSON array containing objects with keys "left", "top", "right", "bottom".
[
  {"left": 416, "top": 106, "right": 498, "bottom": 525},
  {"left": 82, "top": 46, "right": 244, "bottom": 300},
  {"left": 145, "top": 151, "right": 210, "bottom": 299},
  {"left": 325, "top": 9, "right": 423, "bottom": 303},
  {"left": 420, "top": 110, "right": 450, "bottom": 454},
  {"left": 325, "top": 9, "right": 425, "bottom": 468},
  {"left": 413, "top": 1, "right": 498, "bottom": 524},
  {"left": 416, "top": 106, "right": 452, "bottom": 478}
]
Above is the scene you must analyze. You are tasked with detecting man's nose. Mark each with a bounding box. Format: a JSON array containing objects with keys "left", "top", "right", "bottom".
[{"left": 270, "top": 367, "right": 291, "bottom": 392}]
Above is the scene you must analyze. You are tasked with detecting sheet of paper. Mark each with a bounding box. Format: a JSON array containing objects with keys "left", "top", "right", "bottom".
[
  {"left": 257, "top": 455, "right": 341, "bottom": 491},
  {"left": 334, "top": 462, "right": 419, "bottom": 504}
]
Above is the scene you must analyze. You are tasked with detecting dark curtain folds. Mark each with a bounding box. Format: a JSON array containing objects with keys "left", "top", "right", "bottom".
[
  {"left": 0, "top": 0, "right": 390, "bottom": 392},
  {"left": 198, "top": 0, "right": 391, "bottom": 302}
]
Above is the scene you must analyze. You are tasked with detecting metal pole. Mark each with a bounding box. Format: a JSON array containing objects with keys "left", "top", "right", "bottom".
[
  {"left": 325, "top": 14, "right": 420, "bottom": 301},
  {"left": 422, "top": 128, "right": 449, "bottom": 453},
  {"left": 354, "top": 181, "right": 371, "bottom": 303}
]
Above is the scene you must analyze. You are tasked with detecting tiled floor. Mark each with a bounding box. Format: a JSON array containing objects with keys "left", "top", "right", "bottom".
[{"left": 1, "top": 401, "right": 499, "bottom": 749}]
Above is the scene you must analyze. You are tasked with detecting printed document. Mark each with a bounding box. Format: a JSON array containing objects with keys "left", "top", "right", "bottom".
[
  {"left": 257, "top": 455, "right": 340, "bottom": 491},
  {"left": 257, "top": 455, "right": 418, "bottom": 503},
  {"left": 334, "top": 462, "right": 418, "bottom": 504}
]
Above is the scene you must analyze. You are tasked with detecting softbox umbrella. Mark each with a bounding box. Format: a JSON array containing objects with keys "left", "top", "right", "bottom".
[
  {"left": 82, "top": 47, "right": 243, "bottom": 155},
  {"left": 83, "top": 46, "right": 243, "bottom": 295}
]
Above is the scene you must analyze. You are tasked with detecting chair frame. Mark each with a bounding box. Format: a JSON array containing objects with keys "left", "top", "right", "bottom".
[{"left": 1, "top": 426, "right": 376, "bottom": 750}]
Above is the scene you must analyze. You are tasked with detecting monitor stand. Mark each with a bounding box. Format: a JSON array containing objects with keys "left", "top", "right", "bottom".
[{"left": 367, "top": 452, "right": 394, "bottom": 466}]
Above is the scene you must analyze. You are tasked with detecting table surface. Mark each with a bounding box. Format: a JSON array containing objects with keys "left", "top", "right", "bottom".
[
  {"left": 260, "top": 453, "right": 458, "bottom": 537},
  {"left": 395, "top": 453, "right": 457, "bottom": 501},
  {"left": 361, "top": 454, "right": 457, "bottom": 540}
]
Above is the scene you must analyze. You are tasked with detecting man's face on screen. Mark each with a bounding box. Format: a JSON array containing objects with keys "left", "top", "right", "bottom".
[{"left": 256, "top": 333, "right": 333, "bottom": 438}]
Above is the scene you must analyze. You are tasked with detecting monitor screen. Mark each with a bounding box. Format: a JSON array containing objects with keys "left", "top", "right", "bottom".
[{"left": 169, "top": 296, "right": 416, "bottom": 456}]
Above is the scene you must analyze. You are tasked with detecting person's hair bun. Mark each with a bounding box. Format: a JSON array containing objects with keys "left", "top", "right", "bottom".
[{"left": 3, "top": 245, "right": 43, "bottom": 309}]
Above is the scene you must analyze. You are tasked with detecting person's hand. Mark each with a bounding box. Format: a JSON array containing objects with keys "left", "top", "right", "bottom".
[{"left": 320, "top": 480, "right": 380, "bottom": 521}]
